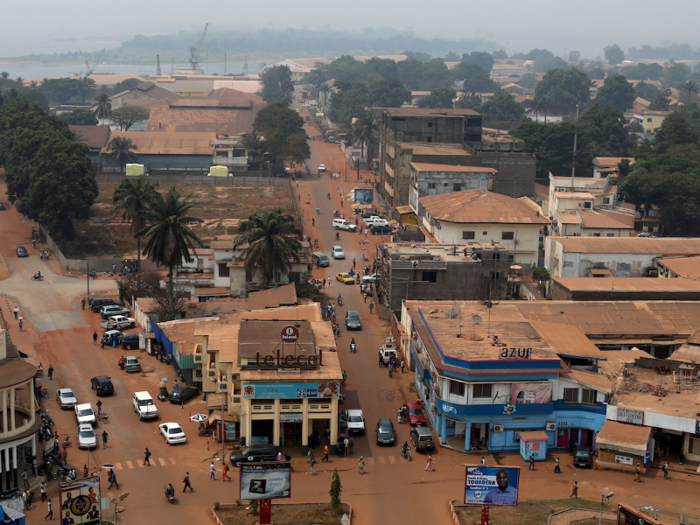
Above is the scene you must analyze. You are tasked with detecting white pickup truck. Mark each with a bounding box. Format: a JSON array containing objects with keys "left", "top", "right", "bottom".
[
  {"left": 100, "top": 315, "right": 136, "bottom": 330},
  {"left": 363, "top": 216, "right": 389, "bottom": 227}
]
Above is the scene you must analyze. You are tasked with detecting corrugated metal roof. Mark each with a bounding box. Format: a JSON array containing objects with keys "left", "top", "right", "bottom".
[
  {"left": 566, "top": 369, "right": 613, "bottom": 393},
  {"left": 552, "top": 236, "right": 700, "bottom": 255},
  {"left": 657, "top": 255, "right": 700, "bottom": 279},
  {"left": 554, "top": 277, "right": 700, "bottom": 292},
  {"left": 108, "top": 131, "right": 216, "bottom": 155},
  {"left": 399, "top": 143, "right": 472, "bottom": 156},
  {"left": 385, "top": 108, "right": 479, "bottom": 117},
  {"left": 411, "top": 162, "right": 496, "bottom": 173}
]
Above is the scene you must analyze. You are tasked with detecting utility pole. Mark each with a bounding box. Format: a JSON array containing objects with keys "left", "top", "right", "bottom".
[
  {"left": 156, "top": 55, "right": 161, "bottom": 76},
  {"left": 570, "top": 102, "right": 580, "bottom": 180},
  {"left": 223, "top": 34, "right": 227, "bottom": 75},
  {"left": 86, "top": 261, "right": 90, "bottom": 301}
]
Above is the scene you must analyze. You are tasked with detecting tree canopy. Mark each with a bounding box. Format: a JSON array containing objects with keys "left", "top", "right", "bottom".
[
  {"left": 534, "top": 68, "right": 591, "bottom": 115},
  {"left": 259, "top": 65, "right": 295, "bottom": 106},
  {"left": 253, "top": 104, "right": 309, "bottom": 166},
  {"left": 110, "top": 106, "right": 150, "bottom": 131},
  {"left": 59, "top": 107, "right": 98, "bottom": 125},
  {"left": 416, "top": 88, "right": 456, "bottom": 109},
  {"left": 480, "top": 89, "right": 527, "bottom": 130},
  {"left": 594, "top": 74, "right": 636, "bottom": 111},
  {"left": 604, "top": 44, "right": 625, "bottom": 65}
]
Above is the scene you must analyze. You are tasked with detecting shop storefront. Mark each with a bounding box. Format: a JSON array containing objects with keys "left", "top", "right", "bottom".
[{"left": 595, "top": 420, "right": 652, "bottom": 473}]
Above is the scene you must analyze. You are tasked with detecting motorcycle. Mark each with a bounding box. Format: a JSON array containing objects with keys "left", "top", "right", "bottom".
[
  {"left": 31, "top": 274, "right": 44, "bottom": 281},
  {"left": 62, "top": 434, "right": 70, "bottom": 448},
  {"left": 335, "top": 232, "right": 340, "bottom": 241},
  {"left": 164, "top": 486, "right": 175, "bottom": 504},
  {"left": 361, "top": 254, "right": 368, "bottom": 261},
  {"left": 401, "top": 446, "right": 412, "bottom": 461},
  {"left": 56, "top": 466, "right": 76, "bottom": 481},
  {"left": 316, "top": 206, "right": 320, "bottom": 215},
  {"left": 314, "top": 240, "right": 319, "bottom": 249},
  {"left": 350, "top": 342, "right": 356, "bottom": 353},
  {"left": 337, "top": 295, "right": 343, "bottom": 306}
]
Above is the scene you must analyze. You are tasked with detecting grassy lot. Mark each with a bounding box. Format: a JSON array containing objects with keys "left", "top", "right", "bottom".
[
  {"left": 60, "top": 182, "right": 296, "bottom": 259},
  {"left": 454, "top": 498, "right": 609, "bottom": 525},
  {"left": 213, "top": 503, "right": 350, "bottom": 525}
]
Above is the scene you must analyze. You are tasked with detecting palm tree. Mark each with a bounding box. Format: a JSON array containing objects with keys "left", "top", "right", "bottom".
[
  {"left": 242, "top": 132, "right": 266, "bottom": 168},
  {"left": 93, "top": 93, "right": 112, "bottom": 121},
  {"left": 106, "top": 137, "right": 138, "bottom": 172},
  {"left": 349, "top": 112, "right": 379, "bottom": 167},
  {"left": 234, "top": 209, "right": 302, "bottom": 286},
  {"left": 682, "top": 80, "right": 699, "bottom": 105},
  {"left": 137, "top": 188, "right": 203, "bottom": 320},
  {"left": 111, "top": 176, "right": 159, "bottom": 275},
  {"left": 526, "top": 96, "right": 549, "bottom": 123}
]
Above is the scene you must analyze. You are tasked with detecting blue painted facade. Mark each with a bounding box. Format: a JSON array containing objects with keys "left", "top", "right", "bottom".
[{"left": 412, "top": 309, "right": 608, "bottom": 455}]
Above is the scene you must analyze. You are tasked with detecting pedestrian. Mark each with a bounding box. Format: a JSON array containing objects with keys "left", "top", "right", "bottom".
[
  {"left": 348, "top": 436, "right": 354, "bottom": 454},
  {"left": 358, "top": 456, "right": 365, "bottom": 475},
  {"left": 47, "top": 365, "right": 53, "bottom": 380},
  {"left": 183, "top": 472, "right": 193, "bottom": 492},
  {"left": 33, "top": 457, "right": 38, "bottom": 476},
  {"left": 322, "top": 277, "right": 327, "bottom": 287},
  {"left": 327, "top": 275, "right": 332, "bottom": 287},
  {"left": 570, "top": 481, "right": 578, "bottom": 498},
  {"left": 480, "top": 456, "right": 486, "bottom": 466},
  {"left": 369, "top": 301, "right": 374, "bottom": 314},
  {"left": 83, "top": 464, "right": 89, "bottom": 478},
  {"left": 102, "top": 430, "right": 108, "bottom": 449},
  {"left": 364, "top": 228, "right": 368, "bottom": 236},
  {"left": 222, "top": 463, "right": 230, "bottom": 482},
  {"left": 174, "top": 379, "right": 179, "bottom": 389},
  {"left": 207, "top": 461, "right": 216, "bottom": 481},
  {"left": 425, "top": 455, "right": 435, "bottom": 471},
  {"left": 45, "top": 499, "right": 53, "bottom": 520},
  {"left": 21, "top": 470, "right": 29, "bottom": 489},
  {"left": 662, "top": 462, "right": 669, "bottom": 479},
  {"left": 81, "top": 297, "right": 86, "bottom": 310},
  {"left": 112, "top": 263, "right": 116, "bottom": 274},
  {"left": 308, "top": 449, "right": 314, "bottom": 464},
  {"left": 529, "top": 454, "right": 535, "bottom": 470},
  {"left": 18, "top": 317, "right": 23, "bottom": 331},
  {"left": 634, "top": 462, "right": 641, "bottom": 482},
  {"left": 335, "top": 324, "right": 341, "bottom": 337},
  {"left": 143, "top": 448, "right": 151, "bottom": 466},
  {"left": 363, "top": 292, "right": 367, "bottom": 303},
  {"left": 311, "top": 218, "right": 315, "bottom": 227},
  {"left": 352, "top": 258, "right": 356, "bottom": 268},
  {"left": 277, "top": 451, "right": 283, "bottom": 462},
  {"left": 554, "top": 456, "right": 561, "bottom": 473},
  {"left": 322, "top": 445, "right": 329, "bottom": 462},
  {"left": 401, "top": 359, "right": 405, "bottom": 373},
  {"left": 108, "top": 469, "right": 119, "bottom": 489},
  {"left": 342, "top": 370, "right": 347, "bottom": 384},
  {"left": 40, "top": 480, "right": 47, "bottom": 502},
  {"left": 344, "top": 436, "right": 350, "bottom": 455},
  {"left": 13, "top": 307, "right": 18, "bottom": 319},
  {"left": 93, "top": 331, "right": 97, "bottom": 345},
  {"left": 379, "top": 354, "right": 383, "bottom": 367}
]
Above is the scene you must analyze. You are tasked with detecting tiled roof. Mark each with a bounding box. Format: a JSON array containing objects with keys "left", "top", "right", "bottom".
[
  {"left": 410, "top": 162, "right": 496, "bottom": 173},
  {"left": 247, "top": 284, "right": 298, "bottom": 310},
  {"left": 552, "top": 236, "right": 700, "bottom": 255},
  {"left": 69, "top": 125, "right": 110, "bottom": 149},
  {"left": 421, "top": 189, "right": 550, "bottom": 224},
  {"left": 133, "top": 81, "right": 178, "bottom": 100},
  {"left": 108, "top": 131, "right": 216, "bottom": 155},
  {"left": 593, "top": 157, "right": 635, "bottom": 167}
]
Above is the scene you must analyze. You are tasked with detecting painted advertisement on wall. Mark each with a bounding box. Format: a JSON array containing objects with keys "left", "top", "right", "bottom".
[
  {"left": 242, "top": 382, "right": 341, "bottom": 399},
  {"left": 240, "top": 463, "right": 292, "bottom": 500},
  {"left": 511, "top": 383, "right": 552, "bottom": 404},
  {"left": 59, "top": 476, "right": 101, "bottom": 525},
  {"left": 464, "top": 466, "right": 520, "bottom": 506},
  {"left": 617, "top": 503, "right": 663, "bottom": 525}
]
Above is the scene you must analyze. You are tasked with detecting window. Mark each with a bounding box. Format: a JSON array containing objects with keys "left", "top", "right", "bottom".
[
  {"left": 428, "top": 182, "right": 436, "bottom": 189},
  {"left": 428, "top": 122, "right": 433, "bottom": 127},
  {"left": 603, "top": 197, "right": 610, "bottom": 204},
  {"left": 427, "top": 137, "right": 432, "bottom": 142},
  {"left": 449, "top": 381, "right": 465, "bottom": 396},
  {"left": 584, "top": 202, "right": 592, "bottom": 209},
  {"left": 245, "top": 270, "right": 253, "bottom": 282},
  {"left": 490, "top": 271, "right": 500, "bottom": 280},
  {"left": 493, "top": 253, "right": 501, "bottom": 260},
  {"left": 647, "top": 117, "right": 652, "bottom": 122},
  {"left": 218, "top": 263, "right": 230, "bottom": 277},
  {"left": 581, "top": 389, "right": 596, "bottom": 404},
  {"left": 563, "top": 388, "right": 579, "bottom": 403},
  {"left": 482, "top": 231, "right": 488, "bottom": 235},
  {"left": 453, "top": 183, "right": 462, "bottom": 191},
  {"left": 607, "top": 233, "right": 615, "bottom": 237},
  {"left": 501, "top": 232, "right": 514, "bottom": 240},
  {"left": 422, "top": 271, "right": 437, "bottom": 283},
  {"left": 463, "top": 231, "right": 475, "bottom": 240},
  {"left": 593, "top": 233, "right": 601, "bottom": 237},
  {"left": 473, "top": 384, "right": 493, "bottom": 398},
  {"left": 690, "top": 436, "right": 700, "bottom": 455}
]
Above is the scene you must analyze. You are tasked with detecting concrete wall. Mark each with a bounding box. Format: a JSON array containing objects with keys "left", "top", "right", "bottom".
[
  {"left": 409, "top": 168, "right": 491, "bottom": 216},
  {"left": 383, "top": 113, "right": 482, "bottom": 145},
  {"left": 467, "top": 152, "right": 536, "bottom": 199}
]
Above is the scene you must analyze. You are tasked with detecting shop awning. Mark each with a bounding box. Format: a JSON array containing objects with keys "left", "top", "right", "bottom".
[
  {"left": 519, "top": 431, "right": 549, "bottom": 441},
  {"left": 208, "top": 411, "right": 239, "bottom": 424},
  {"left": 595, "top": 420, "right": 650, "bottom": 455}
]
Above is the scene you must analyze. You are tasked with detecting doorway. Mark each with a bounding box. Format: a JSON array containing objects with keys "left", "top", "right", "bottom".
[{"left": 251, "top": 419, "right": 274, "bottom": 445}]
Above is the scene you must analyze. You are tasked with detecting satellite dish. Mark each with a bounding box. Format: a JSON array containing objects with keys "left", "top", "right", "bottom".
[
  {"left": 444, "top": 304, "right": 461, "bottom": 318},
  {"left": 472, "top": 314, "right": 483, "bottom": 324},
  {"left": 692, "top": 358, "right": 697, "bottom": 364}
]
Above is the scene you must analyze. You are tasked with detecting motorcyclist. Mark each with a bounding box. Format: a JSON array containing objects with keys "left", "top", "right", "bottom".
[
  {"left": 34, "top": 271, "right": 42, "bottom": 280},
  {"left": 166, "top": 484, "right": 175, "bottom": 499},
  {"left": 337, "top": 294, "right": 343, "bottom": 305},
  {"left": 314, "top": 239, "right": 319, "bottom": 248},
  {"left": 335, "top": 232, "right": 340, "bottom": 240},
  {"left": 401, "top": 441, "right": 409, "bottom": 456},
  {"left": 327, "top": 192, "right": 331, "bottom": 199}
]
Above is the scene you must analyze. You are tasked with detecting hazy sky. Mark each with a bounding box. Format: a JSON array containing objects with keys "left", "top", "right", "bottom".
[{"left": 1, "top": 0, "right": 699, "bottom": 58}]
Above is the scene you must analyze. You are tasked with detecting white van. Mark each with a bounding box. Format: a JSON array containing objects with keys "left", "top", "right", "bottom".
[
  {"left": 332, "top": 219, "right": 357, "bottom": 231},
  {"left": 132, "top": 391, "right": 159, "bottom": 420}
]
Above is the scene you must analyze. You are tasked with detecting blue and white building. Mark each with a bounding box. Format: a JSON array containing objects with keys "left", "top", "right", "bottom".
[{"left": 400, "top": 301, "right": 612, "bottom": 455}]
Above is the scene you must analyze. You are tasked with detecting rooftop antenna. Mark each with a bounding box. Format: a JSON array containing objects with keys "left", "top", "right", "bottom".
[{"left": 570, "top": 101, "right": 580, "bottom": 186}]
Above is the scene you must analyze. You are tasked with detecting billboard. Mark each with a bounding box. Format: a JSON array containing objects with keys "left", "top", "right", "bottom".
[
  {"left": 511, "top": 383, "right": 552, "bottom": 404},
  {"left": 617, "top": 504, "right": 663, "bottom": 525},
  {"left": 59, "top": 476, "right": 101, "bottom": 525},
  {"left": 353, "top": 188, "right": 374, "bottom": 204},
  {"left": 240, "top": 463, "right": 292, "bottom": 500},
  {"left": 242, "top": 382, "right": 340, "bottom": 399},
  {"left": 464, "top": 466, "right": 520, "bottom": 506}
]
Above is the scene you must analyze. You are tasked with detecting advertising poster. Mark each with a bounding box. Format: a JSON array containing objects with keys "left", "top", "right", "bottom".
[
  {"left": 59, "top": 476, "right": 101, "bottom": 525},
  {"left": 511, "top": 383, "right": 552, "bottom": 404},
  {"left": 353, "top": 188, "right": 374, "bottom": 204},
  {"left": 240, "top": 463, "right": 292, "bottom": 500},
  {"left": 464, "top": 466, "right": 520, "bottom": 506},
  {"left": 617, "top": 504, "right": 663, "bottom": 525},
  {"left": 243, "top": 382, "right": 340, "bottom": 399}
]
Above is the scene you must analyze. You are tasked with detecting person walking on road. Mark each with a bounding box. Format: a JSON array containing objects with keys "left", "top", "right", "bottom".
[
  {"left": 425, "top": 455, "right": 435, "bottom": 471},
  {"left": 143, "top": 448, "right": 151, "bottom": 466},
  {"left": 662, "top": 462, "right": 669, "bottom": 479},
  {"left": 93, "top": 332, "right": 98, "bottom": 345},
  {"left": 102, "top": 430, "right": 108, "bottom": 449},
  {"left": 81, "top": 297, "right": 86, "bottom": 310},
  {"left": 348, "top": 436, "right": 354, "bottom": 454},
  {"left": 369, "top": 301, "right": 374, "bottom": 314},
  {"left": 18, "top": 317, "right": 23, "bottom": 331},
  {"left": 47, "top": 365, "right": 53, "bottom": 379},
  {"left": 183, "top": 472, "right": 193, "bottom": 492},
  {"left": 108, "top": 469, "right": 119, "bottom": 489},
  {"left": 45, "top": 499, "right": 53, "bottom": 520},
  {"left": 358, "top": 456, "right": 365, "bottom": 475},
  {"left": 570, "top": 481, "right": 578, "bottom": 498},
  {"left": 529, "top": 454, "right": 535, "bottom": 470},
  {"left": 342, "top": 370, "right": 347, "bottom": 384},
  {"left": 209, "top": 462, "right": 216, "bottom": 480},
  {"left": 222, "top": 463, "right": 230, "bottom": 482},
  {"left": 554, "top": 457, "right": 561, "bottom": 473},
  {"left": 634, "top": 462, "right": 641, "bottom": 482},
  {"left": 40, "top": 481, "right": 47, "bottom": 502},
  {"left": 401, "top": 359, "right": 405, "bottom": 373},
  {"left": 13, "top": 307, "right": 18, "bottom": 319},
  {"left": 322, "top": 445, "right": 329, "bottom": 462},
  {"left": 352, "top": 258, "right": 356, "bottom": 268}
]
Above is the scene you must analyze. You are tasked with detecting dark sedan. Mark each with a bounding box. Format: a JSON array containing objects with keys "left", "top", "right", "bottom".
[
  {"left": 90, "top": 375, "right": 114, "bottom": 396},
  {"left": 345, "top": 310, "right": 362, "bottom": 330},
  {"left": 376, "top": 417, "right": 396, "bottom": 445},
  {"left": 168, "top": 386, "right": 199, "bottom": 404},
  {"left": 16, "top": 246, "right": 28, "bottom": 257}
]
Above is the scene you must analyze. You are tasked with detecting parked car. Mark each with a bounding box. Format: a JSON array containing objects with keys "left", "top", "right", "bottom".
[
  {"left": 405, "top": 402, "right": 426, "bottom": 426},
  {"left": 362, "top": 273, "right": 381, "bottom": 283},
  {"left": 409, "top": 427, "right": 435, "bottom": 451},
  {"left": 168, "top": 386, "right": 199, "bottom": 404},
  {"left": 379, "top": 344, "right": 398, "bottom": 365},
  {"left": 371, "top": 225, "right": 393, "bottom": 235},
  {"left": 339, "top": 409, "right": 366, "bottom": 435},
  {"left": 90, "top": 298, "right": 123, "bottom": 313},
  {"left": 363, "top": 216, "right": 389, "bottom": 227},
  {"left": 159, "top": 422, "right": 187, "bottom": 445},
  {"left": 331, "top": 246, "right": 345, "bottom": 259},
  {"left": 230, "top": 445, "right": 277, "bottom": 467},
  {"left": 100, "top": 305, "right": 130, "bottom": 319},
  {"left": 345, "top": 310, "right": 362, "bottom": 330},
  {"left": 16, "top": 246, "right": 28, "bottom": 257},
  {"left": 332, "top": 219, "right": 357, "bottom": 231},
  {"left": 124, "top": 356, "right": 141, "bottom": 373},
  {"left": 376, "top": 418, "right": 396, "bottom": 445},
  {"left": 121, "top": 334, "right": 140, "bottom": 350},
  {"left": 75, "top": 403, "right": 96, "bottom": 426},
  {"left": 101, "top": 330, "right": 123, "bottom": 346},
  {"left": 77, "top": 423, "right": 98, "bottom": 449},
  {"left": 100, "top": 315, "right": 136, "bottom": 330},
  {"left": 574, "top": 446, "right": 592, "bottom": 468},
  {"left": 336, "top": 273, "right": 354, "bottom": 284},
  {"left": 90, "top": 376, "right": 114, "bottom": 396},
  {"left": 56, "top": 388, "right": 78, "bottom": 409},
  {"left": 360, "top": 210, "right": 381, "bottom": 219}
]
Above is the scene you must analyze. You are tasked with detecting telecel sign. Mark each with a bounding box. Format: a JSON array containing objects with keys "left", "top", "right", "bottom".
[
  {"left": 253, "top": 325, "right": 320, "bottom": 368},
  {"left": 281, "top": 325, "right": 299, "bottom": 342}
]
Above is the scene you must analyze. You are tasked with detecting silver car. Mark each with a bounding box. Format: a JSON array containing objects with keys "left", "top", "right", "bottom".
[{"left": 56, "top": 388, "right": 78, "bottom": 410}]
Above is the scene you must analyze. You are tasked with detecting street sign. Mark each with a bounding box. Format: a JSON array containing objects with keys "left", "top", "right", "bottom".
[{"left": 281, "top": 325, "right": 299, "bottom": 342}]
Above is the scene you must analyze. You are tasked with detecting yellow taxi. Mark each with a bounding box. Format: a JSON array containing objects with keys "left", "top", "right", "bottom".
[{"left": 336, "top": 273, "right": 355, "bottom": 284}]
